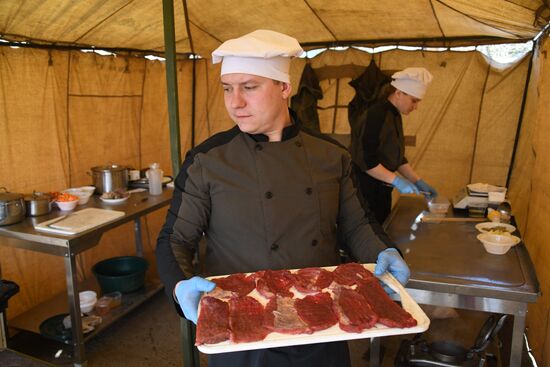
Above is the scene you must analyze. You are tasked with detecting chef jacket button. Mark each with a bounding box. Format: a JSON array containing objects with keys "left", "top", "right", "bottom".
[
  {"left": 270, "top": 243, "right": 279, "bottom": 251},
  {"left": 255, "top": 144, "right": 263, "bottom": 151},
  {"left": 295, "top": 141, "right": 302, "bottom": 147},
  {"left": 265, "top": 191, "right": 273, "bottom": 199},
  {"left": 311, "top": 240, "right": 318, "bottom": 247},
  {"left": 305, "top": 187, "right": 313, "bottom": 195}
]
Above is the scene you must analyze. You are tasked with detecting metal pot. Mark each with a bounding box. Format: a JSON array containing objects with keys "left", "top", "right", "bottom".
[
  {"left": 0, "top": 187, "right": 26, "bottom": 226},
  {"left": 24, "top": 192, "right": 52, "bottom": 217},
  {"left": 90, "top": 164, "right": 129, "bottom": 194}
]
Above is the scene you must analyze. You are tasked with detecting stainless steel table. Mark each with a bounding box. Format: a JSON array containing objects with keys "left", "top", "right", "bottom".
[
  {"left": 384, "top": 196, "right": 539, "bottom": 367},
  {"left": 0, "top": 189, "right": 173, "bottom": 366}
]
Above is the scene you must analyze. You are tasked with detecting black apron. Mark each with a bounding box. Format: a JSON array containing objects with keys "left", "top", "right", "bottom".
[{"left": 208, "top": 341, "right": 351, "bottom": 367}]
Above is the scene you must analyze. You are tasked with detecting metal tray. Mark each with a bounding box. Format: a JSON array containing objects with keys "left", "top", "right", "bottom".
[{"left": 197, "top": 264, "right": 430, "bottom": 354}]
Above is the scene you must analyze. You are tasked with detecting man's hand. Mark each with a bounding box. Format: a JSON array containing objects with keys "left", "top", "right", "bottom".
[
  {"left": 392, "top": 176, "right": 420, "bottom": 195},
  {"left": 174, "top": 276, "right": 216, "bottom": 324},
  {"left": 415, "top": 179, "right": 438, "bottom": 199},
  {"left": 374, "top": 248, "right": 410, "bottom": 286}
]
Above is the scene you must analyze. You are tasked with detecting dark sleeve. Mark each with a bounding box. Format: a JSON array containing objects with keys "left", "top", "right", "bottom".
[
  {"left": 155, "top": 150, "right": 210, "bottom": 309},
  {"left": 362, "top": 104, "right": 387, "bottom": 170},
  {"left": 338, "top": 155, "right": 390, "bottom": 263}
]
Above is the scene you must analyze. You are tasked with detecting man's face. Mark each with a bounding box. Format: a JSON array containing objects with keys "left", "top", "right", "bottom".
[
  {"left": 221, "top": 73, "right": 292, "bottom": 137},
  {"left": 394, "top": 90, "right": 421, "bottom": 115}
]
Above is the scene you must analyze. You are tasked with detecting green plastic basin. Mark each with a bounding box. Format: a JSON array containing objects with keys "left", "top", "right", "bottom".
[{"left": 92, "top": 256, "right": 149, "bottom": 294}]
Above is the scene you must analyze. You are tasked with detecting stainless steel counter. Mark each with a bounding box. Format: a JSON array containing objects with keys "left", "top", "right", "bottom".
[
  {"left": 0, "top": 189, "right": 173, "bottom": 367},
  {"left": 384, "top": 196, "right": 539, "bottom": 367}
]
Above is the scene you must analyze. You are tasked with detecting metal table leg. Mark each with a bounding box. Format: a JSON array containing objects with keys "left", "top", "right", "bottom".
[
  {"left": 181, "top": 318, "right": 200, "bottom": 367},
  {"left": 64, "top": 252, "right": 86, "bottom": 367},
  {"left": 134, "top": 218, "right": 144, "bottom": 257},
  {"left": 510, "top": 305, "right": 527, "bottom": 367},
  {"left": 369, "top": 337, "right": 380, "bottom": 367}
]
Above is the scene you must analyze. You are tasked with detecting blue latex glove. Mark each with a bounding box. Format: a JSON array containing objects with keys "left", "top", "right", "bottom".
[
  {"left": 415, "top": 179, "right": 438, "bottom": 199},
  {"left": 392, "top": 176, "right": 420, "bottom": 195},
  {"left": 174, "top": 276, "right": 216, "bottom": 324},
  {"left": 374, "top": 248, "right": 410, "bottom": 287}
]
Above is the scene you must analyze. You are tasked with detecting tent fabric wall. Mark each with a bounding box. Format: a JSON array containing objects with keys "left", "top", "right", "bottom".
[
  {"left": 1, "top": 0, "right": 548, "bottom": 54},
  {"left": 0, "top": 44, "right": 531, "bottom": 319},
  {"left": 509, "top": 35, "right": 550, "bottom": 365},
  {"left": 284, "top": 48, "right": 530, "bottom": 199}
]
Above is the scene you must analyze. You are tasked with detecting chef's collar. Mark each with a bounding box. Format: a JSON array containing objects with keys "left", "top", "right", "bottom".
[
  {"left": 384, "top": 99, "right": 400, "bottom": 116},
  {"left": 247, "top": 109, "right": 300, "bottom": 142}
]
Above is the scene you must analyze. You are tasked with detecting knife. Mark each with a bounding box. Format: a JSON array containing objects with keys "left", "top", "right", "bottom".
[{"left": 46, "top": 213, "right": 75, "bottom": 228}]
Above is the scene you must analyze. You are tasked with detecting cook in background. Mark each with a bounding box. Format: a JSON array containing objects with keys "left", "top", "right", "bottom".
[
  {"left": 352, "top": 67, "right": 438, "bottom": 224},
  {"left": 155, "top": 29, "right": 410, "bottom": 367}
]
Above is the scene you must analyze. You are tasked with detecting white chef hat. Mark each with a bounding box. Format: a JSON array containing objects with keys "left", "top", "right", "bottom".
[
  {"left": 391, "top": 67, "right": 433, "bottom": 99},
  {"left": 212, "top": 29, "right": 304, "bottom": 83}
]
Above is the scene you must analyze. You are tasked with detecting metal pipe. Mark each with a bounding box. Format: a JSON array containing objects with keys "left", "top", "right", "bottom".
[{"left": 162, "top": 0, "right": 182, "bottom": 176}]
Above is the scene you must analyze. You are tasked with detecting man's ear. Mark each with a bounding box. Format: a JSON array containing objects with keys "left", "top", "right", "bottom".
[{"left": 281, "top": 82, "right": 292, "bottom": 98}]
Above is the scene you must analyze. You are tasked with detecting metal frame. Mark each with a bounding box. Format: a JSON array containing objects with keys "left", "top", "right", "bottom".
[{"left": 0, "top": 190, "right": 173, "bottom": 366}]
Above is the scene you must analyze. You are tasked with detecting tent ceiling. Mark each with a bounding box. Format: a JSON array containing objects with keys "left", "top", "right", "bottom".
[{"left": 1, "top": 0, "right": 549, "bottom": 57}]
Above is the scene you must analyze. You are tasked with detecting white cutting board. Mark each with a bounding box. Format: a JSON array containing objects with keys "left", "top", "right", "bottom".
[
  {"left": 34, "top": 208, "right": 125, "bottom": 235},
  {"left": 197, "top": 264, "right": 430, "bottom": 354}
]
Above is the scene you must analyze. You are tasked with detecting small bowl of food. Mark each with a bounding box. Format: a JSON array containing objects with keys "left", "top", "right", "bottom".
[
  {"left": 100, "top": 190, "right": 130, "bottom": 204},
  {"left": 477, "top": 233, "right": 521, "bottom": 255},
  {"left": 54, "top": 192, "right": 79, "bottom": 211},
  {"left": 63, "top": 188, "right": 93, "bottom": 205}
]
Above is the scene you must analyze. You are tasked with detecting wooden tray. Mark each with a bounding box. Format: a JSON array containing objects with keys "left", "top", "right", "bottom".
[{"left": 197, "top": 264, "right": 429, "bottom": 354}]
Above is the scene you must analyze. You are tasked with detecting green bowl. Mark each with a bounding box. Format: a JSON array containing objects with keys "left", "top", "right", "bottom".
[{"left": 92, "top": 256, "right": 148, "bottom": 294}]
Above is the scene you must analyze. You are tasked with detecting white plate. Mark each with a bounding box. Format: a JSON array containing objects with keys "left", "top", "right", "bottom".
[
  {"left": 467, "top": 183, "right": 506, "bottom": 194},
  {"left": 475, "top": 222, "right": 516, "bottom": 234},
  {"left": 197, "top": 264, "right": 429, "bottom": 354},
  {"left": 100, "top": 195, "right": 129, "bottom": 204}
]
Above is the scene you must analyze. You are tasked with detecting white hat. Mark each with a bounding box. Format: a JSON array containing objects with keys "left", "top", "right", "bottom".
[
  {"left": 212, "top": 29, "right": 304, "bottom": 83},
  {"left": 391, "top": 67, "right": 433, "bottom": 99}
]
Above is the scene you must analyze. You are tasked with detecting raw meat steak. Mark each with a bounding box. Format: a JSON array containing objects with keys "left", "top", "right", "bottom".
[
  {"left": 195, "top": 296, "right": 230, "bottom": 345},
  {"left": 265, "top": 296, "right": 311, "bottom": 335},
  {"left": 332, "top": 287, "right": 378, "bottom": 333},
  {"left": 229, "top": 296, "right": 270, "bottom": 343},
  {"left": 294, "top": 292, "right": 338, "bottom": 332},
  {"left": 333, "top": 262, "right": 374, "bottom": 286},
  {"left": 356, "top": 277, "right": 417, "bottom": 328},
  {"left": 213, "top": 273, "right": 256, "bottom": 296},
  {"left": 256, "top": 269, "right": 295, "bottom": 298},
  {"left": 294, "top": 267, "right": 334, "bottom": 293}
]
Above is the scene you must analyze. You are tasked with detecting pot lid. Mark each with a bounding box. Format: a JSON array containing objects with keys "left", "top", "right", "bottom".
[
  {"left": 91, "top": 164, "right": 128, "bottom": 172},
  {"left": 0, "top": 188, "right": 23, "bottom": 202},
  {"left": 24, "top": 192, "right": 52, "bottom": 201}
]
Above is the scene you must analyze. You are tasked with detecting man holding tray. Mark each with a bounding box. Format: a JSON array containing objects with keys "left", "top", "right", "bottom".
[{"left": 156, "top": 29, "right": 410, "bottom": 367}]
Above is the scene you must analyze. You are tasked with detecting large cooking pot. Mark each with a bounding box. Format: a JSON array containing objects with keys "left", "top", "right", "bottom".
[
  {"left": 0, "top": 187, "right": 26, "bottom": 226},
  {"left": 90, "top": 164, "right": 129, "bottom": 194},
  {"left": 24, "top": 192, "right": 53, "bottom": 217}
]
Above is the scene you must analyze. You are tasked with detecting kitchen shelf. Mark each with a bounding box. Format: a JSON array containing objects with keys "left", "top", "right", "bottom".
[{"left": 9, "top": 277, "right": 163, "bottom": 343}]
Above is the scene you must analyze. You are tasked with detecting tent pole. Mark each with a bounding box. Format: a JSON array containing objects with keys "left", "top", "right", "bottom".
[
  {"left": 162, "top": 0, "right": 182, "bottom": 176},
  {"left": 506, "top": 52, "right": 534, "bottom": 187}
]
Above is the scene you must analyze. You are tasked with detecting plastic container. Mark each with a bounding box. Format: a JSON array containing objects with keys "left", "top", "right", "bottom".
[
  {"left": 95, "top": 297, "right": 112, "bottom": 315},
  {"left": 468, "top": 203, "right": 487, "bottom": 218},
  {"left": 79, "top": 290, "right": 97, "bottom": 314},
  {"left": 427, "top": 196, "right": 450, "bottom": 216},
  {"left": 103, "top": 291, "right": 122, "bottom": 308},
  {"left": 146, "top": 163, "right": 163, "bottom": 196}
]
